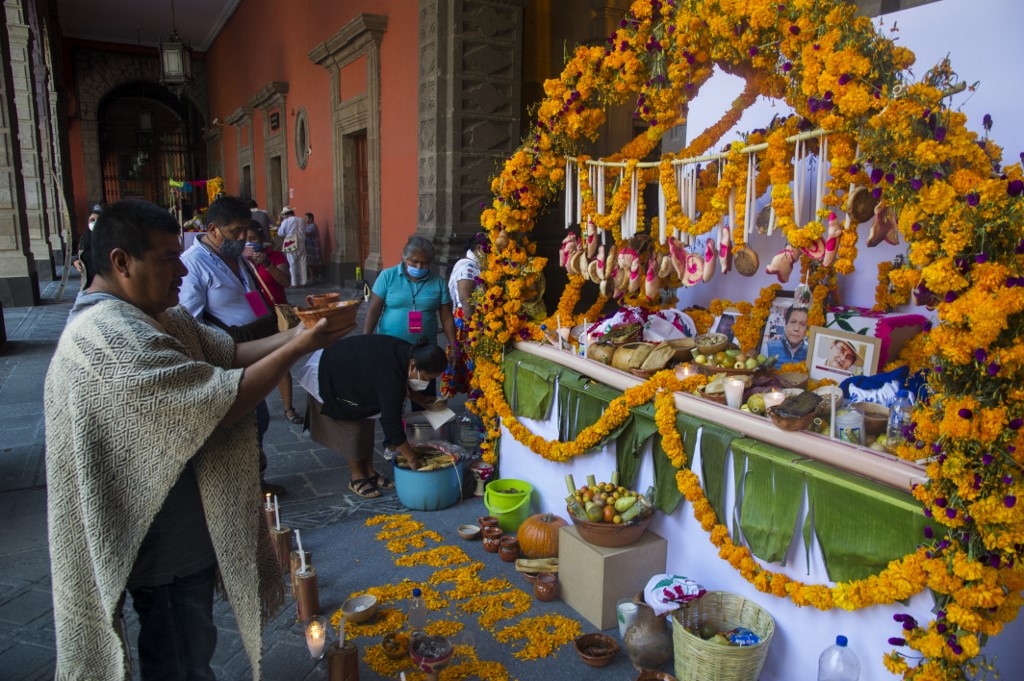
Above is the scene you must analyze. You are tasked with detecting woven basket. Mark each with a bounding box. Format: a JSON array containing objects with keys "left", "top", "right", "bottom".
[{"left": 671, "top": 592, "right": 775, "bottom": 681}]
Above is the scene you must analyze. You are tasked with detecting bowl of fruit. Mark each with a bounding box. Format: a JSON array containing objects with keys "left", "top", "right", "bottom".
[
  {"left": 692, "top": 344, "right": 776, "bottom": 377},
  {"left": 566, "top": 474, "right": 654, "bottom": 548}
]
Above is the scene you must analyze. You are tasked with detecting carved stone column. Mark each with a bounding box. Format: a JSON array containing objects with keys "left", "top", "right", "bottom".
[
  {"left": 226, "top": 106, "right": 255, "bottom": 200},
  {"left": 5, "top": 0, "right": 52, "bottom": 279},
  {"left": 0, "top": 3, "right": 37, "bottom": 307},
  {"left": 417, "top": 0, "right": 530, "bottom": 273},
  {"left": 249, "top": 82, "right": 289, "bottom": 213}
]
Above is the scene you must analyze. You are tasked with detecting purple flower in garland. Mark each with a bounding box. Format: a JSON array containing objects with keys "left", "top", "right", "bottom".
[
  {"left": 782, "top": 62, "right": 792, "bottom": 72},
  {"left": 870, "top": 168, "right": 885, "bottom": 184},
  {"left": 945, "top": 508, "right": 957, "bottom": 519},
  {"left": 872, "top": 187, "right": 883, "bottom": 200},
  {"left": 911, "top": 178, "right": 923, "bottom": 190},
  {"left": 934, "top": 497, "right": 948, "bottom": 508},
  {"left": 936, "top": 622, "right": 947, "bottom": 634},
  {"left": 749, "top": 46, "right": 759, "bottom": 57},
  {"left": 789, "top": 25, "right": 800, "bottom": 35},
  {"left": 838, "top": 73, "right": 852, "bottom": 86},
  {"left": 988, "top": 361, "right": 1000, "bottom": 375},
  {"left": 944, "top": 291, "right": 958, "bottom": 303},
  {"left": 912, "top": 222, "right": 922, "bottom": 232},
  {"left": 849, "top": 164, "right": 861, "bottom": 176},
  {"left": 957, "top": 408, "right": 972, "bottom": 419},
  {"left": 990, "top": 555, "right": 1001, "bottom": 568},
  {"left": 888, "top": 637, "right": 906, "bottom": 646},
  {"left": 935, "top": 127, "right": 947, "bottom": 142},
  {"left": 1008, "top": 180, "right": 1024, "bottom": 197},
  {"left": 1016, "top": 240, "right": 1024, "bottom": 254},
  {"left": 976, "top": 253, "right": 989, "bottom": 264},
  {"left": 966, "top": 193, "right": 980, "bottom": 207},
  {"left": 983, "top": 453, "right": 994, "bottom": 465},
  {"left": 1005, "top": 475, "right": 1015, "bottom": 485},
  {"left": 1009, "top": 418, "right": 1023, "bottom": 430},
  {"left": 812, "top": 43, "right": 820, "bottom": 51},
  {"left": 974, "top": 348, "right": 988, "bottom": 362},
  {"left": 1007, "top": 495, "right": 1018, "bottom": 509},
  {"left": 983, "top": 113, "right": 993, "bottom": 131},
  {"left": 924, "top": 526, "right": 934, "bottom": 539}
]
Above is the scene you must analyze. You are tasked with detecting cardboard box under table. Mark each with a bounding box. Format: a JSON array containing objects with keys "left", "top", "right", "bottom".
[{"left": 558, "top": 525, "right": 667, "bottom": 630}]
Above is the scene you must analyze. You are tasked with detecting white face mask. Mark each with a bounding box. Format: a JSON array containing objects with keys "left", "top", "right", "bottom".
[
  {"left": 408, "top": 368, "right": 430, "bottom": 391},
  {"left": 87, "top": 220, "right": 97, "bottom": 231}
]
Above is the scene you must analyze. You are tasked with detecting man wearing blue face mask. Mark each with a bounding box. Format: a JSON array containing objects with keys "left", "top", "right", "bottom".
[{"left": 180, "top": 195, "right": 285, "bottom": 496}]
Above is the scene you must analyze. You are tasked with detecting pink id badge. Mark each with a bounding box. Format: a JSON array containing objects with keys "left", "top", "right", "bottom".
[
  {"left": 245, "top": 290, "right": 270, "bottom": 317},
  {"left": 408, "top": 310, "right": 423, "bottom": 334}
]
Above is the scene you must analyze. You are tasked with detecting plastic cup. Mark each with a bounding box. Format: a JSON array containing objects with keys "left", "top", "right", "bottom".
[{"left": 616, "top": 598, "right": 638, "bottom": 638}]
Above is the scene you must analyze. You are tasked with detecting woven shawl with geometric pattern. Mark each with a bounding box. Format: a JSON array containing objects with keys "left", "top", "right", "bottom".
[{"left": 44, "top": 300, "right": 284, "bottom": 681}]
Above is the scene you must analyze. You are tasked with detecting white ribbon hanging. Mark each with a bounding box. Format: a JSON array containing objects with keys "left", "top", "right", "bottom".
[
  {"left": 619, "top": 171, "right": 630, "bottom": 239},
  {"left": 576, "top": 160, "right": 584, "bottom": 226},
  {"left": 629, "top": 167, "right": 639, "bottom": 239},
  {"left": 815, "top": 135, "right": 829, "bottom": 220},
  {"left": 745, "top": 153, "right": 756, "bottom": 243},
  {"left": 844, "top": 143, "right": 861, "bottom": 231},
  {"left": 658, "top": 175, "right": 667, "bottom": 245},
  {"left": 564, "top": 159, "right": 573, "bottom": 229},
  {"left": 675, "top": 164, "right": 685, "bottom": 242}
]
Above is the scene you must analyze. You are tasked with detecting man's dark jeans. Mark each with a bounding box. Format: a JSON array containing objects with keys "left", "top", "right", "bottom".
[{"left": 129, "top": 564, "right": 217, "bottom": 681}]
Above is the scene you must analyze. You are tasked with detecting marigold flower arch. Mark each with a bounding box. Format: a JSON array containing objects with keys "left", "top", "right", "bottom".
[{"left": 468, "top": 1, "right": 1024, "bottom": 678}]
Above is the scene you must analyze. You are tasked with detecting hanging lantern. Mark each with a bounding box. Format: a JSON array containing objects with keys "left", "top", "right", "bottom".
[{"left": 159, "top": 28, "right": 192, "bottom": 94}]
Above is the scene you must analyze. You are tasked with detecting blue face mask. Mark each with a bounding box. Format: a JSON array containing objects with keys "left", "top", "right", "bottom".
[
  {"left": 245, "top": 241, "right": 263, "bottom": 252},
  {"left": 406, "top": 265, "right": 428, "bottom": 278}
]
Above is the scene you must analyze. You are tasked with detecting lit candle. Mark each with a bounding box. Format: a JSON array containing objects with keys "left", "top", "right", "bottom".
[
  {"left": 264, "top": 493, "right": 272, "bottom": 510},
  {"left": 763, "top": 390, "right": 785, "bottom": 409},
  {"left": 273, "top": 494, "right": 281, "bottom": 531},
  {"left": 296, "top": 529, "right": 307, "bottom": 574},
  {"left": 306, "top": 618, "right": 326, "bottom": 659},
  {"left": 681, "top": 363, "right": 694, "bottom": 378},
  {"left": 724, "top": 378, "right": 745, "bottom": 409}
]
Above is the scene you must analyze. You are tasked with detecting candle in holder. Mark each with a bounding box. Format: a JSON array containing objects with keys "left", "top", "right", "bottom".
[
  {"left": 327, "top": 640, "right": 359, "bottom": 681},
  {"left": 306, "top": 616, "right": 327, "bottom": 659},
  {"left": 269, "top": 524, "right": 292, "bottom": 573},
  {"left": 763, "top": 390, "right": 785, "bottom": 410},
  {"left": 680, "top": 363, "right": 695, "bottom": 378},
  {"left": 263, "top": 493, "right": 276, "bottom": 530},
  {"left": 724, "top": 377, "right": 745, "bottom": 409},
  {"left": 295, "top": 565, "right": 320, "bottom": 621},
  {"left": 290, "top": 549, "right": 313, "bottom": 600}
]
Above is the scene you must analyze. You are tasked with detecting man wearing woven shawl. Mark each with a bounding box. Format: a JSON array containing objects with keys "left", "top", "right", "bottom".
[{"left": 44, "top": 200, "right": 353, "bottom": 680}]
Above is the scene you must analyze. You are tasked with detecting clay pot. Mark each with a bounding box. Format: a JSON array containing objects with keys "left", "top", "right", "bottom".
[
  {"left": 623, "top": 598, "right": 673, "bottom": 671},
  {"left": 482, "top": 526, "right": 503, "bottom": 553},
  {"left": 533, "top": 572, "right": 557, "bottom": 602},
  {"left": 498, "top": 535, "right": 520, "bottom": 562},
  {"left": 478, "top": 516, "right": 500, "bottom": 530}
]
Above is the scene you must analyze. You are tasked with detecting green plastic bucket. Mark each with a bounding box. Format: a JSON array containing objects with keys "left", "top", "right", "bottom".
[{"left": 483, "top": 478, "right": 533, "bottom": 532}]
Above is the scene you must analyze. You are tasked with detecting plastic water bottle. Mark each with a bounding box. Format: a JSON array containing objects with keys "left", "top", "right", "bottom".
[
  {"left": 407, "top": 587, "right": 428, "bottom": 633},
  {"left": 818, "top": 635, "right": 860, "bottom": 681},
  {"left": 886, "top": 390, "right": 914, "bottom": 452}
]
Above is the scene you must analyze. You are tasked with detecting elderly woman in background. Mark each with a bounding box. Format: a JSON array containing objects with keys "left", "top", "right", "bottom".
[
  {"left": 440, "top": 232, "right": 486, "bottom": 397},
  {"left": 363, "top": 235, "right": 457, "bottom": 401}
]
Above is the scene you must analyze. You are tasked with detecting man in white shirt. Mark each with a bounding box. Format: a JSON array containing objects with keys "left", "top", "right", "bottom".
[
  {"left": 278, "top": 206, "right": 308, "bottom": 288},
  {"left": 180, "top": 195, "right": 286, "bottom": 495}
]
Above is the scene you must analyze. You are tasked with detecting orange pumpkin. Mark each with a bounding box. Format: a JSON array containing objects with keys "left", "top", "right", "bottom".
[{"left": 518, "top": 513, "right": 568, "bottom": 558}]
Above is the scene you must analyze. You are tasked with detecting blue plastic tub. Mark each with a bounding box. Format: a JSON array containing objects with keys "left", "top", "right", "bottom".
[{"left": 393, "top": 454, "right": 465, "bottom": 511}]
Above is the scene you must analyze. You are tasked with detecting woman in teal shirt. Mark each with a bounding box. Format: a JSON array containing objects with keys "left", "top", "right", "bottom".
[{"left": 363, "top": 235, "right": 457, "bottom": 399}]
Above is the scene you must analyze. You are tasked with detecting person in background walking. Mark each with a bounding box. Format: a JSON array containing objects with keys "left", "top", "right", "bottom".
[
  {"left": 249, "top": 198, "right": 271, "bottom": 235},
  {"left": 278, "top": 206, "right": 308, "bottom": 288},
  {"left": 440, "top": 231, "right": 486, "bottom": 397},
  {"left": 304, "top": 212, "right": 322, "bottom": 283},
  {"left": 245, "top": 223, "right": 305, "bottom": 425},
  {"left": 71, "top": 204, "right": 103, "bottom": 291}
]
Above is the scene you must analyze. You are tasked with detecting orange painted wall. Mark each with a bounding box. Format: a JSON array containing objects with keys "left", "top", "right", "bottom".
[{"left": 206, "top": 0, "right": 420, "bottom": 269}]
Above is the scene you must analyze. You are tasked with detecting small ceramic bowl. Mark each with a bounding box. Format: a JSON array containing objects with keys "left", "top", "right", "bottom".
[
  {"left": 341, "top": 594, "right": 379, "bottom": 624},
  {"left": 574, "top": 632, "right": 620, "bottom": 667},
  {"left": 381, "top": 631, "right": 410, "bottom": 660},
  {"left": 457, "top": 524, "right": 481, "bottom": 540}
]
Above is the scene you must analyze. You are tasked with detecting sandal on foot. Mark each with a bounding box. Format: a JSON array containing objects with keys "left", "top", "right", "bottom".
[
  {"left": 284, "top": 409, "right": 304, "bottom": 425},
  {"left": 348, "top": 478, "right": 381, "bottom": 498},
  {"left": 370, "top": 472, "right": 394, "bottom": 490}
]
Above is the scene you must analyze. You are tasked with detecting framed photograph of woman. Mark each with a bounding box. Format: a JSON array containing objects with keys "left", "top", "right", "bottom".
[
  {"left": 759, "top": 291, "right": 809, "bottom": 363},
  {"left": 806, "top": 326, "right": 881, "bottom": 381}
]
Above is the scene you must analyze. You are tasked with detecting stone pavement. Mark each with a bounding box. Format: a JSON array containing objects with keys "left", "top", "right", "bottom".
[{"left": 0, "top": 272, "right": 635, "bottom": 681}]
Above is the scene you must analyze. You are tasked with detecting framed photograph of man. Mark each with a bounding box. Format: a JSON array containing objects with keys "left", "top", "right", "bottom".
[
  {"left": 712, "top": 308, "right": 741, "bottom": 344},
  {"left": 759, "top": 292, "right": 810, "bottom": 364},
  {"left": 806, "top": 326, "right": 881, "bottom": 381}
]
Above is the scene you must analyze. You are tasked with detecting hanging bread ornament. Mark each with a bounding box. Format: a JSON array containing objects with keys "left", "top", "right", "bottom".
[
  {"left": 822, "top": 212, "right": 842, "bottom": 267},
  {"left": 868, "top": 202, "right": 899, "bottom": 247},
  {"left": 755, "top": 204, "right": 772, "bottom": 234},
  {"left": 718, "top": 222, "right": 732, "bottom": 274},
  {"left": 559, "top": 231, "right": 578, "bottom": 268},
  {"left": 702, "top": 238, "right": 716, "bottom": 283},
  {"left": 657, "top": 253, "right": 674, "bottom": 279},
  {"left": 734, "top": 246, "right": 759, "bottom": 276},
  {"left": 846, "top": 186, "right": 878, "bottom": 224},
  {"left": 644, "top": 259, "right": 660, "bottom": 299},
  {"left": 585, "top": 217, "right": 599, "bottom": 258},
  {"left": 668, "top": 236, "right": 688, "bottom": 280},
  {"left": 604, "top": 244, "right": 618, "bottom": 279},
  {"left": 765, "top": 244, "right": 797, "bottom": 284},
  {"left": 683, "top": 253, "right": 704, "bottom": 287},
  {"left": 627, "top": 259, "right": 643, "bottom": 294},
  {"left": 801, "top": 238, "right": 827, "bottom": 261},
  {"left": 600, "top": 277, "right": 615, "bottom": 298}
]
